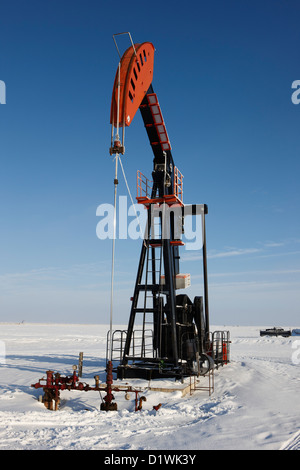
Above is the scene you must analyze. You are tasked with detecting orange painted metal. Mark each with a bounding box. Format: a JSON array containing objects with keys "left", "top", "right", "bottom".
[
  {"left": 146, "top": 93, "right": 171, "bottom": 151},
  {"left": 110, "top": 42, "right": 155, "bottom": 128}
]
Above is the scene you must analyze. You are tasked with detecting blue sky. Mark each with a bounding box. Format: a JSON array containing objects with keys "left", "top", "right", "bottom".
[{"left": 0, "top": 0, "right": 299, "bottom": 326}]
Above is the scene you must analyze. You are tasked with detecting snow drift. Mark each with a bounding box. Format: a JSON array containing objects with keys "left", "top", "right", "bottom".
[{"left": 0, "top": 322, "right": 299, "bottom": 450}]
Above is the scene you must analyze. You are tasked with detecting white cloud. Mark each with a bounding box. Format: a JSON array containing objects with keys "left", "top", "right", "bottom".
[
  {"left": 208, "top": 248, "right": 262, "bottom": 259},
  {"left": 263, "top": 242, "right": 285, "bottom": 248},
  {"left": 182, "top": 247, "right": 262, "bottom": 262}
]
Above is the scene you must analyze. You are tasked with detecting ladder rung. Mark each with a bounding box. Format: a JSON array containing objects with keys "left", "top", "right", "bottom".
[
  {"left": 134, "top": 308, "right": 155, "bottom": 313},
  {"left": 137, "top": 284, "right": 160, "bottom": 291}
]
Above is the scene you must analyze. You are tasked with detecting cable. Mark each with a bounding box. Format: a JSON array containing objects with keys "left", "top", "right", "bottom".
[{"left": 108, "top": 154, "right": 119, "bottom": 363}]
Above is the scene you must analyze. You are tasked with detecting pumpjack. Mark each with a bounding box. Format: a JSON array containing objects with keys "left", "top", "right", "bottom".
[{"left": 108, "top": 34, "right": 229, "bottom": 381}]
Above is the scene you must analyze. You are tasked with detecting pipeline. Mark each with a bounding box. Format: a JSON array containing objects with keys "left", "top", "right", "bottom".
[{"left": 31, "top": 365, "right": 145, "bottom": 412}]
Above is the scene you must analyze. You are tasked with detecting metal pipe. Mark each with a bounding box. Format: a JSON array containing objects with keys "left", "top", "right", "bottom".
[
  {"left": 113, "top": 32, "right": 137, "bottom": 59},
  {"left": 201, "top": 211, "right": 210, "bottom": 337}
]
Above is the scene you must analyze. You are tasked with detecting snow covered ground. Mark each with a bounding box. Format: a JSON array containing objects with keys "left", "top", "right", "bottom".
[{"left": 0, "top": 322, "right": 299, "bottom": 450}]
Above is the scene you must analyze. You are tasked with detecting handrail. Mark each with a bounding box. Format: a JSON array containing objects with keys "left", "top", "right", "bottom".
[
  {"left": 174, "top": 167, "right": 183, "bottom": 203},
  {"left": 137, "top": 167, "right": 183, "bottom": 204},
  {"left": 137, "top": 170, "right": 153, "bottom": 199}
]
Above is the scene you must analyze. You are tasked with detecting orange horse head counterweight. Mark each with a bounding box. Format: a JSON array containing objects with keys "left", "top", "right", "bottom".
[{"left": 110, "top": 42, "right": 155, "bottom": 153}]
